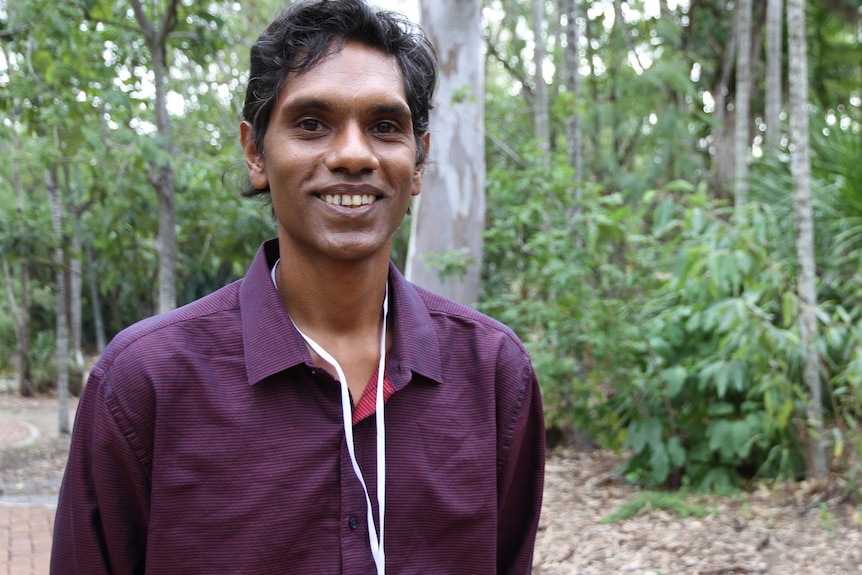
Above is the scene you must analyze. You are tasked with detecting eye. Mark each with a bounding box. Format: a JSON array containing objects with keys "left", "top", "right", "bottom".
[
  {"left": 373, "top": 121, "right": 400, "bottom": 134},
  {"left": 298, "top": 118, "right": 324, "bottom": 132}
]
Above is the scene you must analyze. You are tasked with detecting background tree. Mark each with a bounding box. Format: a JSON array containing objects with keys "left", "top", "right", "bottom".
[
  {"left": 128, "top": 0, "right": 181, "bottom": 314},
  {"left": 787, "top": 0, "right": 827, "bottom": 479},
  {"left": 531, "top": 0, "right": 550, "bottom": 156},
  {"left": 0, "top": 99, "right": 33, "bottom": 396},
  {"left": 46, "top": 166, "right": 71, "bottom": 434},
  {"left": 733, "top": 0, "right": 752, "bottom": 207},
  {"left": 765, "top": 0, "right": 783, "bottom": 152},
  {"left": 562, "top": 0, "right": 583, "bottom": 216},
  {"left": 1, "top": 0, "right": 861, "bottom": 489},
  {"left": 406, "top": 0, "right": 486, "bottom": 306}
]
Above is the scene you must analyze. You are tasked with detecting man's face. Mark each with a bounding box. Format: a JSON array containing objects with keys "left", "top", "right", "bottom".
[{"left": 242, "top": 41, "right": 428, "bottom": 264}]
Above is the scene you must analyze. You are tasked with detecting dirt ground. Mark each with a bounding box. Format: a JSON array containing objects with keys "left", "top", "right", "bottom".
[
  {"left": 2, "top": 393, "right": 861, "bottom": 574},
  {"left": 0, "top": 393, "right": 75, "bottom": 505},
  {"left": 534, "top": 448, "right": 862, "bottom": 575}
]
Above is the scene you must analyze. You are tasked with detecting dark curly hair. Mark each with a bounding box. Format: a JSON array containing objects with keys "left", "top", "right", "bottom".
[{"left": 240, "top": 0, "right": 438, "bottom": 196}]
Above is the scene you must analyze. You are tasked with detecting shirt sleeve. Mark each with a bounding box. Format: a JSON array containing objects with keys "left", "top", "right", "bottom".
[
  {"left": 50, "top": 367, "right": 152, "bottom": 575},
  {"left": 496, "top": 352, "right": 546, "bottom": 575}
]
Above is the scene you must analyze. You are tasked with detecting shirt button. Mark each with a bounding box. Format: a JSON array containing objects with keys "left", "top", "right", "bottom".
[{"left": 348, "top": 516, "right": 359, "bottom": 531}]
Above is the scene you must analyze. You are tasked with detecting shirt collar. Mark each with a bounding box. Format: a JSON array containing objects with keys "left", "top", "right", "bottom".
[
  {"left": 240, "top": 239, "right": 445, "bottom": 388},
  {"left": 240, "top": 239, "right": 308, "bottom": 386},
  {"left": 385, "top": 257, "right": 445, "bottom": 390}
]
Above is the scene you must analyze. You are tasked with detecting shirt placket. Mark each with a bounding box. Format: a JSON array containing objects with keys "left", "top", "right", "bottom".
[{"left": 339, "top": 418, "right": 379, "bottom": 574}]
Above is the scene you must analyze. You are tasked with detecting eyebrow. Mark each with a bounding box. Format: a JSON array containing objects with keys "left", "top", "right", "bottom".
[{"left": 282, "top": 97, "right": 411, "bottom": 119}]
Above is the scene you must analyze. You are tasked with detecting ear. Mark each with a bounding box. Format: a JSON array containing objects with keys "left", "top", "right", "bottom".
[
  {"left": 240, "top": 121, "right": 269, "bottom": 190},
  {"left": 411, "top": 132, "right": 431, "bottom": 197}
]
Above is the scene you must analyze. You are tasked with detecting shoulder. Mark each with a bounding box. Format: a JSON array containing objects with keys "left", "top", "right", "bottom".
[
  {"left": 75, "top": 280, "right": 247, "bottom": 466},
  {"left": 91, "top": 280, "right": 244, "bottom": 387},
  {"left": 394, "top": 279, "right": 535, "bottom": 395},
  {"left": 400, "top": 282, "right": 541, "bottom": 446},
  {"left": 412, "top": 283, "right": 528, "bottom": 356}
]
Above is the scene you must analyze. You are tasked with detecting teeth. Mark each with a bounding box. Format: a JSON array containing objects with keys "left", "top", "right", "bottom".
[{"left": 323, "top": 194, "right": 375, "bottom": 207}]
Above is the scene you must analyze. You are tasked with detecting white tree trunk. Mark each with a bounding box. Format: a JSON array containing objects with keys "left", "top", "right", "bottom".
[
  {"left": 71, "top": 220, "right": 85, "bottom": 372},
  {"left": 6, "top": 122, "right": 33, "bottom": 396},
  {"left": 46, "top": 166, "right": 70, "bottom": 435},
  {"left": 765, "top": 0, "right": 784, "bottom": 152},
  {"left": 406, "top": 0, "right": 485, "bottom": 306},
  {"left": 86, "top": 242, "right": 107, "bottom": 353},
  {"left": 131, "top": 0, "right": 179, "bottom": 314},
  {"left": 712, "top": 5, "right": 737, "bottom": 200},
  {"left": 532, "top": 0, "right": 550, "bottom": 153},
  {"left": 563, "top": 0, "right": 583, "bottom": 226},
  {"left": 787, "top": 0, "right": 828, "bottom": 479},
  {"left": 2, "top": 258, "right": 31, "bottom": 396},
  {"left": 734, "top": 0, "right": 752, "bottom": 207}
]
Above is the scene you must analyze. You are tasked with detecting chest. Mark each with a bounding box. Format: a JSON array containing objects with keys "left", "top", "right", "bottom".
[{"left": 141, "top": 373, "right": 500, "bottom": 573}]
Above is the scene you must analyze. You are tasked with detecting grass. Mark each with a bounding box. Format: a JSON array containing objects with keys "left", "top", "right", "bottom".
[{"left": 601, "top": 490, "right": 715, "bottom": 524}]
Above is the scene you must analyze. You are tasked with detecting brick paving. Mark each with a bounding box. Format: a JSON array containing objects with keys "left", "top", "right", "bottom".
[
  {"left": 0, "top": 395, "right": 69, "bottom": 575},
  {"left": 0, "top": 504, "right": 54, "bottom": 575}
]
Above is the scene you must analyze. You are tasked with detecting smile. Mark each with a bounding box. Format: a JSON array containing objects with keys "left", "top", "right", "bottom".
[{"left": 322, "top": 194, "right": 377, "bottom": 207}]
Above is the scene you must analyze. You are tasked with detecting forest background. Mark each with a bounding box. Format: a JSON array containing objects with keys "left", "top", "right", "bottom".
[{"left": 1, "top": 0, "right": 861, "bottom": 494}]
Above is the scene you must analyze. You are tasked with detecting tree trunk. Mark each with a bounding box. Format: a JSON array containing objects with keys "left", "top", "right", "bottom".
[
  {"left": 153, "top": 40, "right": 178, "bottom": 315},
  {"left": 406, "top": 0, "right": 485, "bottom": 307},
  {"left": 2, "top": 259, "right": 32, "bottom": 396},
  {"left": 734, "top": 0, "right": 752, "bottom": 207},
  {"left": 531, "top": 0, "right": 550, "bottom": 155},
  {"left": 765, "top": 0, "right": 783, "bottom": 153},
  {"left": 86, "top": 242, "right": 107, "bottom": 353},
  {"left": 584, "top": 14, "right": 601, "bottom": 179},
  {"left": 46, "top": 166, "right": 70, "bottom": 435},
  {"left": 131, "top": 0, "right": 180, "bottom": 314},
  {"left": 61, "top": 163, "right": 85, "bottom": 396},
  {"left": 563, "top": 0, "right": 583, "bottom": 231},
  {"left": 711, "top": 4, "right": 738, "bottom": 201},
  {"left": 7, "top": 126, "right": 33, "bottom": 396},
  {"left": 69, "top": 220, "right": 85, "bottom": 395},
  {"left": 787, "top": 0, "right": 828, "bottom": 479}
]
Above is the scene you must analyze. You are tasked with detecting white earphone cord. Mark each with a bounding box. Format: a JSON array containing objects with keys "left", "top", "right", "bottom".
[{"left": 287, "top": 283, "right": 388, "bottom": 575}]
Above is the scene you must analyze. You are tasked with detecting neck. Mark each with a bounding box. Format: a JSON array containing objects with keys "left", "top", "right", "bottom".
[{"left": 275, "top": 243, "right": 390, "bottom": 338}]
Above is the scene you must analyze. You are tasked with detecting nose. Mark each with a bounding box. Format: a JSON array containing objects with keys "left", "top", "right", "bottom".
[{"left": 324, "top": 123, "right": 380, "bottom": 174}]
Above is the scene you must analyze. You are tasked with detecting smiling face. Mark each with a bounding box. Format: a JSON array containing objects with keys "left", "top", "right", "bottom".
[{"left": 241, "top": 41, "right": 429, "bottom": 266}]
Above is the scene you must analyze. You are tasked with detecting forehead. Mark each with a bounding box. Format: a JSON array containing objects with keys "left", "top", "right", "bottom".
[{"left": 280, "top": 41, "right": 407, "bottom": 106}]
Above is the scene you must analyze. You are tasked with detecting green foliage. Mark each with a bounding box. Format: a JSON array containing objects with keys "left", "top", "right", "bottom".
[
  {"left": 28, "top": 331, "right": 57, "bottom": 393},
  {"left": 0, "top": 203, "right": 50, "bottom": 264},
  {"left": 612, "top": 198, "right": 813, "bottom": 490},
  {"left": 481, "top": 144, "right": 660, "bottom": 443},
  {"left": 0, "top": 309, "right": 16, "bottom": 373},
  {"left": 601, "top": 491, "right": 715, "bottom": 524},
  {"left": 1, "top": 0, "right": 276, "bottom": 341},
  {"left": 483, "top": 129, "right": 862, "bottom": 491},
  {"left": 753, "top": 107, "right": 862, "bottom": 490},
  {"left": 420, "top": 248, "right": 475, "bottom": 282},
  {"left": 1, "top": 0, "right": 860, "bottom": 499}
]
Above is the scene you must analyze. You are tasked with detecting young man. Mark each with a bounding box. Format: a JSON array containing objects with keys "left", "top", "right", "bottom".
[{"left": 50, "top": 1, "right": 545, "bottom": 573}]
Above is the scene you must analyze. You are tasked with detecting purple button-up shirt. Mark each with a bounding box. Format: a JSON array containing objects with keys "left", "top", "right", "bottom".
[{"left": 51, "top": 239, "right": 545, "bottom": 575}]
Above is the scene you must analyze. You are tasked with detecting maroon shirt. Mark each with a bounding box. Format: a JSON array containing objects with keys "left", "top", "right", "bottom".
[{"left": 51, "top": 239, "right": 545, "bottom": 575}]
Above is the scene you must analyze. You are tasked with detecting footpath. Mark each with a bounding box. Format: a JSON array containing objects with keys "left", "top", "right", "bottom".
[{"left": 0, "top": 390, "right": 78, "bottom": 575}]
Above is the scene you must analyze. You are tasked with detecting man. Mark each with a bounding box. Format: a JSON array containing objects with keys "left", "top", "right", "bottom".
[{"left": 51, "top": 1, "right": 545, "bottom": 573}]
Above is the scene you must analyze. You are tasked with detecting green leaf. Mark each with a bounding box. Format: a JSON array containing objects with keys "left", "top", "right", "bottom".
[
  {"left": 649, "top": 442, "right": 671, "bottom": 484},
  {"left": 782, "top": 291, "right": 796, "bottom": 328},
  {"left": 666, "top": 436, "right": 686, "bottom": 468},
  {"left": 626, "top": 417, "right": 663, "bottom": 455},
  {"left": 661, "top": 366, "right": 687, "bottom": 398},
  {"left": 707, "top": 402, "right": 736, "bottom": 417},
  {"left": 776, "top": 398, "right": 795, "bottom": 430}
]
